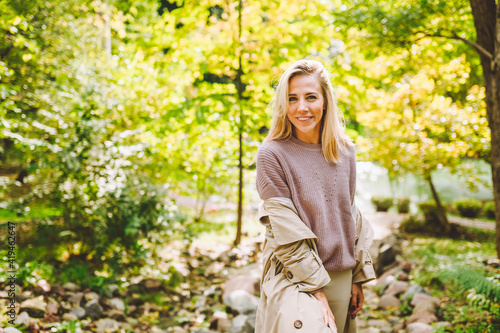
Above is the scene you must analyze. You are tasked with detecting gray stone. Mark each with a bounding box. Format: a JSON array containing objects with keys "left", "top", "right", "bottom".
[
  {"left": 376, "top": 243, "right": 397, "bottom": 273},
  {"left": 62, "top": 313, "right": 78, "bottom": 321},
  {"left": 384, "top": 281, "right": 410, "bottom": 297},
  {"left": 14, "top": 311, "right": 30, "bottom": 327},
  {"left": 406, "top": 310, "right": 438, "bottom": 325},
  {"left": 4, "top": 328, "right": 23, "bottom": 333},
  {"left": 406, "top": 322, "right": 434, "bottom": 333},
  {"left": 223, "top": 290, "right": 259, "bottom": 314},
  {"left": 223, "top": 275, "right": 260, "bottom": 300},
  {"left": 107, "top": 309, "right": 126, "bottom": 321},
  {"left": 435, "top": 321, "right": 452, "bottom": 328},
  {"left": 69, "top": 292, "right": 84, "bottom": 306},
  {"left": 85, "top": 301, "right": 103, "bottom": 319},
  {"left": 35, "top": 279, "right": 51, "bottom": 293},
  {"left": 375, "top": 274, "right": 397, "bottom": 295},
  {"left": 411, "top": 293, "right": 440, "bottom": 308},
  {"left": 167, "top": 327, "right": 188, "bottom": 333},
  {"left": 230, "top": 314, "right": 253, "bottom": 333},
  {"left": 141, "top": 278, "right": 162, "bottom": 292},
  {"left": 360, "top": 328, "right": 381, "bottom": 333},
  {"left": 47, "top": 302, "right": 59, "bottom": 315},
  {"left": 62, "top": 282, "right": 81, "bottom": 292},
  {"left": 109, "top": 298, "right": 125, "bottom": 311},
  {"left": 378, "top": 294, "right": 401, "bottom": 309},
  {"left": 96, "top": 318, "right": 120, "bottom": 332},
  {"left": 413, "top": 300, "right": 439, "bottom": 314},
  {"left": 380, "top": 327, "right": 393, "bottom": 333},
  {"left": 19, "top": 296, "right": 46, "bottom": 318},
  {"left": 485, "top": 258, "right": 500, "bottom": 268},
  {"left": 71, "top": 306, "right": 86, "bottom": 319},
  {"left": 84, "top": 292, "right": 99, "bottom": 303},
  {"left": 401, "top": 285, "right": 430, "bottom": 301},
  {"left": 107, "top": 284, "right": 120, "bottom": 296},
  {"left": 367, "top": 319, "right": 389, "bottom": 327}
]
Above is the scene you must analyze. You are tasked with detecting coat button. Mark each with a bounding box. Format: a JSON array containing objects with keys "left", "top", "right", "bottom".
[
  {"left": 286, "top": 271, "right": 293, "bottom": 279},
  {"left": 294, "top": 320, "right": 302, "bottom": 329}
]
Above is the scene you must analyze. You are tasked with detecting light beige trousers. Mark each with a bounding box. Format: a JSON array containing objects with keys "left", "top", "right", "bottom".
[{"left": 323, "top": 269, "right": 355, "bottom": 333}]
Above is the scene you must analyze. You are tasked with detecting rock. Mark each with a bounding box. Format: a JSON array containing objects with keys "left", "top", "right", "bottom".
[
  {"left": 229, "top": 314, "right": 253, "bottom": 333},
  {"left": 367, "top": 319, "right": 388, "bottom": 327},
  {"left": 4, "top": 328, "right": 23, "bottom": 333},
  {"left": 14, "top": 311, "right": 30, "bottom": 327},
  {"left": 107, "top": 309, "right": 126, "bottom": 321},
  {"left": 62, "top": 283, "right": 81, "bottom": 292},
  {"left": 107, "top": 284, "right": 120, "bottom": 297},
  {"left": 223, "top": 275, "right": 260, "bottom": 300},
  {"left": 16, "top": 291, "right": 32, "bottom": 303},
  {"left": 19, "top": 296, "right": 46, "bottom": 318},
  {"left": 406, "top": 310, "right": 438, "bottom": 325},
  {"left": 388, "top": 316, "right": 401, "bottom": 325},
  {"left": 384, "top": 281, "right": 410, "bottom": 297},
  {"left": 141, "top": 278, "right": 162, "bottom": 292},
  {"left": 413, "top": 300, "right": 439, "bottom": 314},
  {"left": 47, "top": 302, "right": 59, "bottom": 315},
  {"left": 109, "top": 298, "right": 125, "bottom": 311},
  {"left": 359, "top": 328, "right": 380, "bottom": 333},
  {"left": 69, "top": 292, "right": 84, "bottom": 306},
  {"left": 398, "top": 272, "right": 409, "bottom": 281},
  {"left": 410, "top": 293, "right": 440, "bottom": 308},
  {"left": 393, "top": 323, "right": 404, "bottom": 332},
  {"left": 401, "top": 285, "right": 430, "bottom": 301},
  {"left": 70, "top": 306, "right": 86, "bottom": 319},
  {"left": 63, "top": 313, "right": 78, "bottom": 321},
  {"left": 85, "top": 301, "right": 103, "bottom": 320},
  {"left": 406, "top": 322, "right": 434, "bottom": 333},
  {"left": 376, "top": 275, "right": 397, "bottom": 295},
  {"left": 96, "top": 318, "right": 120, "bottom": 333},
  {"left": 380, "top": 327, "right": 393, "bottom": 333},
  {"left": 210, "top": 311, "right": 231, "bottom": 332},
  {"left": 378, "top": 294, "right": 401, "bottom": 309},
  {"left": 378, "top": 243, "right": 396, "bottom": 266},
  {"left": 485, "top": 258, "right": 500, "bottom": 268},
  {"left": 168, "top": 327, "right": 188, "bottom": 333},
  {"left": 41, "top": 313, "right": 60, "bottom": 323},
  {"left": 223, "top": 290, "right": 259, "bottom": 314},
  {"left": 34, "top": 279, "right": 51, "bottom": 294},
  {"left": 84, "top": 292, "right": 100, "bottom": 303}
]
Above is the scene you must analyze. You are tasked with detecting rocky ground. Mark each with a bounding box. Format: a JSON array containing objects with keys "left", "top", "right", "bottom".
[{"left": 0, "top": 212, "right": 496, "bottom": 333}]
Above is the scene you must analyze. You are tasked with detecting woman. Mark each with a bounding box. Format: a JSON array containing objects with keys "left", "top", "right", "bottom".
[{"left": 255, "top": 59, "right": 375, "bottom": 333}]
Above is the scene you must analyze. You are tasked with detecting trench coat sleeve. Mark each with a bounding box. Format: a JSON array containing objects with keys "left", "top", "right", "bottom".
[
  {"left": 351, "top": 205, "right": 376, "bottom": 284},
  {"left": 259, "top": 198, "right": 331, "bottom": 292}
]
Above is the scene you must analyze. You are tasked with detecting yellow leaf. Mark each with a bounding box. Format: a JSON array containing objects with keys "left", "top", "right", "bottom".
[
  {"left": 13, "top": 16, "right": 21, "bottom": 26},
  {"left": 22, "top": 54, "right": 32, "bottom": 62}
]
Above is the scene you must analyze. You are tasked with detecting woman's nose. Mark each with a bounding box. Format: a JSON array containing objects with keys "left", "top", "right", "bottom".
[{"left": 298, "top": 99, "right": 308, "bottom": 111}]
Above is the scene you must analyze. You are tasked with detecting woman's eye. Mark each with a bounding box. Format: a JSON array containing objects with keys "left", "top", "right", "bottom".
[
  {"left": 289, "top": 97, "right": 297, "bottom": 101},
  {"left": 307, "top": 95, "right": 317, "bottom": 100}
]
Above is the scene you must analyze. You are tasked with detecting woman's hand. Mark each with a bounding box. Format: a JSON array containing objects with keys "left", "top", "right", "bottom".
[
  {"left": 349, "top": 283, "right": 364, "bottom": 316},
  {"left": 311, "top": 289, "right": 337, "bottom": 331}
]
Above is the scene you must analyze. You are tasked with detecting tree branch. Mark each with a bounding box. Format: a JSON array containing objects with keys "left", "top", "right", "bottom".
[{"left": 420, "top": 32, "right": 493, "bottom": 60}]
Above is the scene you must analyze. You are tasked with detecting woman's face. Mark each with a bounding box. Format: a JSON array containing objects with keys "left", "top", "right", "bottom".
[{"left": 287, "top": 74, "right": 325, "bottom": 144}]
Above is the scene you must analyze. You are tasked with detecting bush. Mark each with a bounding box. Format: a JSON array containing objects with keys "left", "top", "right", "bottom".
[
  {"left": 455, "top": 199, "right": 482, "bottom": 218},
  {"left": 396, "top": 198, "right": 410, "bottom": 214},
  {"left": 484, "top": 201, "right": 495, "bottom": 219},
  {"left": 418, "top": 201, "right": 440, "bottom": 222},
  {"left": 371, "top": 196, "right": 394, "bottom": 212}
]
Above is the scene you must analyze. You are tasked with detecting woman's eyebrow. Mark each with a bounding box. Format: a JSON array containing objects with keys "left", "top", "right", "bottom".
[{"left": 288, "top": 92, "right": 319, "bottom": 95}]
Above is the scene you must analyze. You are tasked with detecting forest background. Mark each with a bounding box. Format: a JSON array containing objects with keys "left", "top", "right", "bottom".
[{"left": 0, "top": 0, "right": 499, "bottom": 330}]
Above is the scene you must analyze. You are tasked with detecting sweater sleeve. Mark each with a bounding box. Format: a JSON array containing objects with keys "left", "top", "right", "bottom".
[{"left": 256, "top": 145, "right": 292, "bottom": 200}]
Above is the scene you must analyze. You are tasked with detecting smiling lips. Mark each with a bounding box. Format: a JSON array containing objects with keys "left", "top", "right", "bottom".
[{"left": 297, "top": 117, "right": 313, "bottom": 122}]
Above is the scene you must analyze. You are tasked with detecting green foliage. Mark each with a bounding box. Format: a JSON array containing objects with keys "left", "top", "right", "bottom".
[
  {"left": 418, "top": 201, "right": 441, "bottom": 223},
  {"left": 396, "top": 198, "right": 410, "bottom": 214},
  {"left": 371, "top": 196, "right": 393, "bottom": 212},
  {"left": 439, "top": 266, "right": 500, "bottom": 314},
  {"left": 455, "top": 199, "right": 482, "bottom": 218},
  {"left": 484, "top": 201, "right": 496, "bottom": 219},
  {"left": 50, "top": 320, "right": 83, "bottom": 333}
]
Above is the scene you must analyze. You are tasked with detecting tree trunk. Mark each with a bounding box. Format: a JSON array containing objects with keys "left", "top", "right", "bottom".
[
  {"left": 469, "top": 0, "right": 500, "bottom": 258},
  {"left": 234, "top": 0, "right": 244, "bottom": 246},
  {"left": 425, "top": 173, "right": 451, "bottom": 233}
]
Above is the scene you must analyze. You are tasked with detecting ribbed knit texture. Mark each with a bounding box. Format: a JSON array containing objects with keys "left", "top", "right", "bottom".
[{"left": 256, "top": 135, "right": 356, "bottom": 272}]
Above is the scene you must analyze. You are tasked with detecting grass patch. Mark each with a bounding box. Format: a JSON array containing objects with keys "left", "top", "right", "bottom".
[{"left": 0, "top": 205, "right": 61, "bottom": 222}]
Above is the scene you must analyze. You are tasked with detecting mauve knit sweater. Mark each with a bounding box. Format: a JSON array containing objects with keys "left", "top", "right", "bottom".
[{"left": 256, "top": 135, "right": 357, "bottom": 272}]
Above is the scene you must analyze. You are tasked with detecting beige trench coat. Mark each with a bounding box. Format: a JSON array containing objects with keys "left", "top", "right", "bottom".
[{"left": 255, "top": 197, "right": 376, "bottom": 333}]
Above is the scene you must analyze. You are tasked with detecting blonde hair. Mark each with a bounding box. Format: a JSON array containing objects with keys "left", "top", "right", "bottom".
[{"left": 265, "top": 59, "right": 351, "bottom": 163}]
